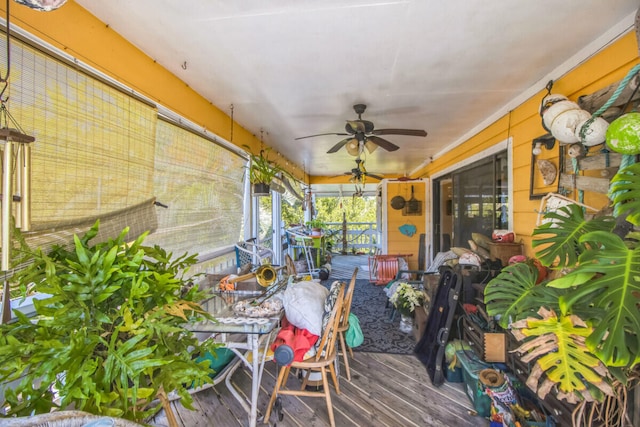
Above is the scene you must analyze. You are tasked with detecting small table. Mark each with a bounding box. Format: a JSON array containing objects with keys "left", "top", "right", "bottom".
[{"left": 189, "top": 284, "right": 284, "bottom": 427}]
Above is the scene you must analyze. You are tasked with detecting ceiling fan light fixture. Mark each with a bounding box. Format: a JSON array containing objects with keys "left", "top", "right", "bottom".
[
  {"left": 364, "top": 140, "right": 378, "bottom": 154},
  {"left": 346, "top": 139, "right": 360, "bottom": 156}
]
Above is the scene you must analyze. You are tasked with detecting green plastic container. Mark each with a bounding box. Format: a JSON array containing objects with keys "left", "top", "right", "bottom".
[{"left": 456, "top": 350, "right": 493, "bottom": 418}]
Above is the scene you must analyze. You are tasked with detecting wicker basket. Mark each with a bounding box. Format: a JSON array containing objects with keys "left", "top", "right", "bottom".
[{"left": 5, "top": 411, "right": 144, "bottom": 427}]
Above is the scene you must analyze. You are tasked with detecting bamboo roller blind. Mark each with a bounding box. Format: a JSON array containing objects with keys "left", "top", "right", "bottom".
[{"left": 0, "top": 33, "right": 244, "bottom": 262}]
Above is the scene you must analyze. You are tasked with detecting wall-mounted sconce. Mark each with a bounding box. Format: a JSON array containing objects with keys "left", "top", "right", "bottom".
[{"left": 532, "top": 134, "right": 556, "bottom": 155}]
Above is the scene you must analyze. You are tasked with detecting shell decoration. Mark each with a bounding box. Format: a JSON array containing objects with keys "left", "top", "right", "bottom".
[{"left": 537, "top": 159, "right": 557, "bottom": 186}]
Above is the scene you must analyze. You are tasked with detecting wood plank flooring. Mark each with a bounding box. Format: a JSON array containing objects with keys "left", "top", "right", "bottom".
[
  {"left": 153, "top": 353, "right": 484, "bottom": 427},
  {"left": 151, "top": 255, "right": 489, "bottom": 427}
]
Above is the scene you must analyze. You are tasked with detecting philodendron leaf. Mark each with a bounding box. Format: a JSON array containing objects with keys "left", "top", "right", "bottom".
[
  {"left": 609, "top": 162, "right": 640, "bottom": 225},
  {"left": 484, "top": 262, "right": 561, "bottom": 329},
  {"left": 549, "top": 230, "right": 640, "bottom": 368},
  {"left": 532, "top": 204, "right": 615, "bottom": 268},
  {"left": 510, "top": 308, "right": 614, "bottom": 403}
]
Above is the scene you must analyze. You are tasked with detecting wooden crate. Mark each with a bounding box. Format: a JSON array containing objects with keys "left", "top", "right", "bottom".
[
  {"left": 461, "top": 316, "right": 506, "bottom": 363},
  {"left": 487, "top": 242, "right": 522, "bottom": 266}
]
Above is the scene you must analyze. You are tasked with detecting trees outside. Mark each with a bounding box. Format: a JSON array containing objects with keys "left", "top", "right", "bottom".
[
  {"left": 281, "top": 195, "right": 377, "bottom": 227},
  {"left": 314, "top": 196, "right": 377, "bottom": 224}
]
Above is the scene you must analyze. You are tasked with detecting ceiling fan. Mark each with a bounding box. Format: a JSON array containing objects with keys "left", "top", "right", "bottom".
[
  {"left": 295, "top": 104, "right": 427, "bottom": 155},
  {"left": 346, "top": 158, "right": 382, "bottom": 183}
]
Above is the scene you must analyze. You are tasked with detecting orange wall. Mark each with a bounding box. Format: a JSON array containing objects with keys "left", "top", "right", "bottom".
[
  {"left": 386, "top": 181, "right": 426, "bottom": 270},
  {"left": 415, "top": 31, "right": 640, "bottom": 257}
]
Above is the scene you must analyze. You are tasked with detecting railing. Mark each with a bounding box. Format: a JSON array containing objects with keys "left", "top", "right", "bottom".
[{"left": 323, "top": 221, "right": 378, "bottom": 255}]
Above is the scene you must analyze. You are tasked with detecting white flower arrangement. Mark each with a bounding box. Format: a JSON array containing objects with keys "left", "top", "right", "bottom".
[{"left": 389, "top": 282, "right": 426, "bottom": 317}]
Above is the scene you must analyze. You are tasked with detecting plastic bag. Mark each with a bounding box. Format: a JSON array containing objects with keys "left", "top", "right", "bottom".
[{"left": 346, "top": 313, "right": 364, "bottom": 348}]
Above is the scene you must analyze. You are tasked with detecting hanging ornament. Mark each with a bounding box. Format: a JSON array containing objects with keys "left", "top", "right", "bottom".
[
  {"left": 605, "top": 112, "right": 640, "bottom": 155},
  {"left": 575, "top": 116, "right": 609, "bottom": 146}
]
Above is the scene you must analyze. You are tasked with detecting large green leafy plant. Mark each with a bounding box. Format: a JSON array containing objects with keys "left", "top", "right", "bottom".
[
  {"left": 0, "top": 222, "right": 219, "bottom": 422},
  {"left": 484, "top": 163, "right": 640, "bottom": 417}
]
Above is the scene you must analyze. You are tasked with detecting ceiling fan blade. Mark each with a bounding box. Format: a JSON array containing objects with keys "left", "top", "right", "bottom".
[
  {"left": 372, "top": 128, "right": 427, "bottom": 137},
  {"left": 295, "top": 132, "right": 349, "bottom": 140},
  {"left": 327, "top": 137, "right": 353, "bottom": 153},
  {"left": 366, "top": 135, "right": 399, "bottom": 152},
  {"left": 365, "top": 173, "right": 383, "bottom": 180}
]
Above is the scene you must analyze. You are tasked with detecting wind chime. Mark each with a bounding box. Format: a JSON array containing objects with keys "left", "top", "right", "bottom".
[{"left": 0, "top": 0, "right": 39, "bottom": 323}]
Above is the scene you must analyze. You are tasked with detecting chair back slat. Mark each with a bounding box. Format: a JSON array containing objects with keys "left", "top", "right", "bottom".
[
  {"left": 339, "top": 268, "right": 358, "bottom": 328},
  {"left": 314, "top": 283, "right": 345, "bottom": 361}
]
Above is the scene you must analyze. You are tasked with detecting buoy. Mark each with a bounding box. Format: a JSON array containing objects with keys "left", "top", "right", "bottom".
[{"left": 606, "top": 112, "right": 640, "bottom": 155}]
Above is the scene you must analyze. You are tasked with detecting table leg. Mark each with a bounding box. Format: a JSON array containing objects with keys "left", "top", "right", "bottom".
[
  {"left": 249, "top": 334, "right": 260, "bottom": 427},
  {"left": 224, "top": 333, "right": 273, "bottom": 427}
]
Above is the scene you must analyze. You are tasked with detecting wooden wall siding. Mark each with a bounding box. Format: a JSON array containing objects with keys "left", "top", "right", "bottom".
[
  {"left": 386, "top": 181, "right": 426, "bottom": 270},
  {"left": 418, "top": 31, "right": 640, "bottom": 257}
]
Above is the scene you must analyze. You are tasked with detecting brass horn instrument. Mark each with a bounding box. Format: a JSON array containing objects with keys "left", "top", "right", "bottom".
[{"left": 255, "top": 264, "right": 277, "bottom": 287}]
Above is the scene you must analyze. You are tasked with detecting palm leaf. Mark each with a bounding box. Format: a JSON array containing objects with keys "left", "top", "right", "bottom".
[
  {"left": 510, "top": 308, "right": 614, "bottom": 403},
  {"left": 609, "top": 162, "right": 640, "bottom": 225},
  {"left": 549, "top": 231, "right": 640, "bottom": 368},
  {"left": 532, "top": 204, "right": 614, "bottom": 268},
  {"left": 484, "top": 263, "right": 561, "bottom": 328}
]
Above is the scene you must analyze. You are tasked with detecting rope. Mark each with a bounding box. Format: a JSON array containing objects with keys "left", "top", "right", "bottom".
[
  {"left": 579, "top": 63, "right": 640, "bottom": 142},
  {"left": 575, "top": 64, "right": 640, "bottom": 214}
]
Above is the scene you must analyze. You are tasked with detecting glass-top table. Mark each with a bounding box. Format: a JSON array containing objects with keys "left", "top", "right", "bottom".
[
  {"left": 190, "top": 290, "right": 283, "bottom": 334},
  {"left": 188, "top": 279, "right": 286, "bottom": 427}
]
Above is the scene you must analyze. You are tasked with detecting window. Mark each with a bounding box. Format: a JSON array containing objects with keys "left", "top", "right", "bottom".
[
  {"left": 433, "top": 150, "right": 508, "bottom": 252},
  {"left": 452, "top": 151, "right": 508, "bottom": 247}
]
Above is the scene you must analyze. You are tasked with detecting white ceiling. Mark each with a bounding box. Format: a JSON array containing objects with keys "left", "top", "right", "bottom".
[{"left": 74, "top": 0, "right": 639, "bottom": 195}]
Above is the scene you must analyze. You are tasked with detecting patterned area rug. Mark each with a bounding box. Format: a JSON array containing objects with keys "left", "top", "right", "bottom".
[{"left": 322, "top": 279, "right": 417, "bottom": 354}]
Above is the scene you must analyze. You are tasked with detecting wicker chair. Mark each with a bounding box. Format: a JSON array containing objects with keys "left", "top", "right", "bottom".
[
  {"left": 234, "top": 239, "right": 274, "bottom": 273},
  {"left": 5, "top": 411, "right": 144, "bottom": 426}
]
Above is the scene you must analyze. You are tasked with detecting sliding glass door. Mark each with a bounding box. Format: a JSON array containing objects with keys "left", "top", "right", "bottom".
[{"left": 433, "top": 151, "right": 508, "bottom": 252}]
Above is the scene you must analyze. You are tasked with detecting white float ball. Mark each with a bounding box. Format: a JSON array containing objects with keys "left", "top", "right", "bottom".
[
  {"left": 539, "top": 93, "right": 569, "bottom": 115},
  {"left": 550, "top": 109, "right": 591, "bottom": 144},
  {"left": 542, "top": 100, "right": 580, "bottom": 131},
  {"left": 574, "top": 116, "right": 609, "bottom": 146}
]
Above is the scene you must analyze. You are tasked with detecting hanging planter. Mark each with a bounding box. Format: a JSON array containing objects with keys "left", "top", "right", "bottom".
[
  {"left": 244, "top": 144, "right": 297, "bottom": 197},
  {"left": 252, "top": 182, "right": 271, "bottom": 196}
]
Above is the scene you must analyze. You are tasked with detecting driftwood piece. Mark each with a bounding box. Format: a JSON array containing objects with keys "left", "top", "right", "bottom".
[
  {"left": 564, "top": 151, "right": 623, "bottom": 172},
  {"left": 578, "top": 74, "right": 640, "bottom": 114},
  {"left": 559, "top": 173, "right": 611, "bottom": 194}
]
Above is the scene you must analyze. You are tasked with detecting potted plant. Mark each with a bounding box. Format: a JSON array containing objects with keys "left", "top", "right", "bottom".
[
  {"left": 0, "top": 221, "right": 220, "bottom": 423},
  {"left": 483, "top": 162, "right": 640, "bottom": 426},
  {"left": 243, "top": 146, "right": 282, "bottom": 196},
  {"left": 389, "top": 282, "right": 426, "bottom": 333},
  {"left": 305, "top": 218, "right": 326, "bottom": 236}
]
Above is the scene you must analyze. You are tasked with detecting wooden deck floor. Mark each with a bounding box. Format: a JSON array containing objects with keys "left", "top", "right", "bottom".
[{"left": 152, "top": 255, "right": 488, "bottom": 427}]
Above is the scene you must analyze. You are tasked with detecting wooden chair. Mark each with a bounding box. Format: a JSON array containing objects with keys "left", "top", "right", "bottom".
[
  {"left": 336, "top": 267, "right": 359, "bottom": 381},
  {"left": 264, "top": 282, "right": 346, "bottom": 427}
]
